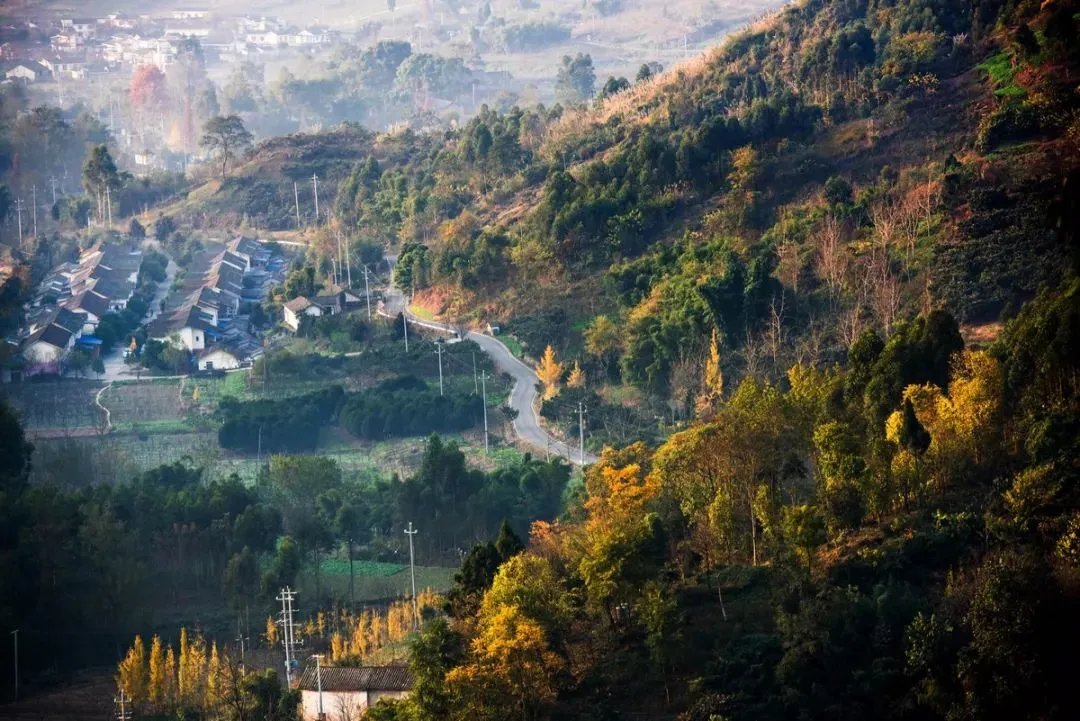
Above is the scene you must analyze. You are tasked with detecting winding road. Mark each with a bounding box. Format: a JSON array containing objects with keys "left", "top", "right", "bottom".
[{"left": 379, "top": 264, "right": 596, "bottom": 466}]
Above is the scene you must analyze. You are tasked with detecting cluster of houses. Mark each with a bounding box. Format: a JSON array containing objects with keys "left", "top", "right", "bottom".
[
  {"left": 147, "top": 236, "right": 282, "bottom": 371},
  {"left": 17, "top": 241, "right": 143, "bottom": 377},
  {"left": 1, "top": 8, "right": 334, "bottom": 86}
]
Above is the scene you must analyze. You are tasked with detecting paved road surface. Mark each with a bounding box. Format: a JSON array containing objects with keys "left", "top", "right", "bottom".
[
  {"left": 380, "top": 267, "right": 596, "bottom": 466},
  {"left": 98, "top": 257, "right": 178, "bottom": 381}
]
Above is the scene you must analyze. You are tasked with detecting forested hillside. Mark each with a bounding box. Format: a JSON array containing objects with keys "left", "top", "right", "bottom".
[
  {"left": 2, "top": 0, "right": 1078, "bottom": 718},
  {"left": 172, "top": 0, "right": 1077, "bottom": 392}
]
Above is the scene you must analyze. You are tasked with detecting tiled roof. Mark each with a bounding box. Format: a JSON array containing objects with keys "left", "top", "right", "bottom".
[
  {"left": 296, "top": 665, "right": 412, "bottom": 693},
  {"left": 69, "top": 290, "right": 110, "bottom": 318},
  {"left": 25, "top": 323, "right": 73, "bottom": 349},
  {"left": 284, "top": 296, "right": 313, "bottom": 312}
]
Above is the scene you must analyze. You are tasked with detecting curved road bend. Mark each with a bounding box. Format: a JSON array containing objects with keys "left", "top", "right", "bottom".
[{"left": 379, "top": 280, "right": 597, "bottom": 466}]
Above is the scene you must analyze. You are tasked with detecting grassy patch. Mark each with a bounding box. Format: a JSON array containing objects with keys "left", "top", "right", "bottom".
[
  {"left": 498, "top": 335, "right": 525, "bottom": 358},
  {"left": 978, "top": 51, "right": 1025, "bottom": 97},
  {"left": 321, "top": 559, "right": 407, "bottom": 576}
]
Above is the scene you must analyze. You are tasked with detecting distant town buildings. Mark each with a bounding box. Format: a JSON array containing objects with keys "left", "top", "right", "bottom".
[{"left": 0, "top": 7, "right": 334, "bottom": 89}]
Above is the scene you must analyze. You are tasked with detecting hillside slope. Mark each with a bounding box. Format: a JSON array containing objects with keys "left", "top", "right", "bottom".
[{"left": 165, "top": 0, "right": 1078, "bottom": 392}]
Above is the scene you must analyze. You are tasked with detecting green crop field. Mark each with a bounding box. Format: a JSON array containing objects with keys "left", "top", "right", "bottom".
[
  {"left": 321, "top": 559, "right": 407, "bottom": 577},
  {"left": 3, "top": 380, "right": 105, "bottom": 431}
]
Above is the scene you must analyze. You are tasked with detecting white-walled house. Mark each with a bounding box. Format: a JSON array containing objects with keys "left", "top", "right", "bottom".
[
  {"left": 283, "top": 296, "right": 322, "bottom": 332},
  {"left": 298, "top": 666, "right": 412, "bottom": 721},
  {"left": 197, "top": 346, "right": 240, "bottom": 371},
  {"left": 21, "top": 323, "right": 74, "bottom": 375},
  {"left": 147, "top": 304, "right": 216, "bottom": 351}
]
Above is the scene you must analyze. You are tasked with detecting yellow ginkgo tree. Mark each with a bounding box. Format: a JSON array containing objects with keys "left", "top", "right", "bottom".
[{"left": 536, "top": 345, "right": 564, "bottom": 400}]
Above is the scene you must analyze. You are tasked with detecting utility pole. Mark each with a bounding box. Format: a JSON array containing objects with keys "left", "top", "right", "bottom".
[
  {"left": 335, "top": 231, "right": 344, "bottom": 286},
  {"left": 293, "top": 181, "right": 301, "bottom": 228},
  {"left": 480, "top": 371, "right": 489, "bottom": 452},
  {"left": 472, "top": 352, "right": 478, "bottom": 394},
  {"left": 10, "top": 629, "right": 17, "bottom": 701},
  {"left": 277, "top": 587, "right": 298, "bottom": 686},
  {"left": 31, "top": 185, "right": 37, "bottom": 237},
  {"left": 15, "top": 198, "right": 23, "bottom": 245},
  {"left": 577, "top": 402, "right": 588, "bottom": 465},
  {"left": 313, "top": 654, "right": 325, "bottom": 720},
  {"left": 434, "top": 341, "right": 444, "bottom": 396},
  {"left": 105, "top": 185, "right": 113, "bottom": 227},
  {"left": 362, "top": 265, "right": 371, "bottom": 320},
  {"left": 404, "top": 523, "right": 419, "bottom": 628},
  {"left": 348, "top": 538, "right": 355, "bottom": 608},
  {"left": 345, "top": 234, "right": 352, "bottom": 288},
  {"left": 114, "top": 689, "right": 132, "bottom": 721},
  {"left": 311, "top": 173, "right": 320, "bottom": 226},
  {"left": 49, "top": 176, "right": 58, "bottom": 205},
  {"left": 402, "top": 305, "right": 409, "bottom": 353},
  {"left": 235, "top": 621, "right": 249, "bottom": 665}
]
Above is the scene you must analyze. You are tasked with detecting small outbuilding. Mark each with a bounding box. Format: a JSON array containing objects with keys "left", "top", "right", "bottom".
[{"left": 297, "top": 665, "right": 412, "bottom": 721}]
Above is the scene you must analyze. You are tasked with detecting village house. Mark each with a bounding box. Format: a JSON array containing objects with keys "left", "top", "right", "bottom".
[
  {"left": 196, "top": 345, "right": 240, "bottom": 371},
  {"left": 20, "top": 322, "right": 74, "bottom": 376},
  {"left": 4, "top": 61, "right": 48, "bottom": 83},
  {"left": 282, "top": 296, "right": 323, "bottom": 332},
  {"left": 297, "top": 665, "right": 412, "bottom": 721},
  {"left": 146, "top": 302, "right": 217, "bottom": 352}
]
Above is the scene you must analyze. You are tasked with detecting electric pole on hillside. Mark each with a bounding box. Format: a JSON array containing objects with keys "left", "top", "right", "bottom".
[
  {"left": 404, "top": 522, "right": 419, "bottom": 628},
  {"left": 345, "top": 234, "right": 352, "bottom": 287},
  {"left": 311, "top": 173, "right": 320, "bottom": 227},
  {"left": 335, "top": 231, "right": 343, "bottom": 285},
  {"left": 114, "top": 689, "right": 132, "bottom": 721},
  {"left": 403, "top": 304, "right": 409, "bottom": 352},
  {"left": 480, "top": 371, "right": 489, "bottom": 452},
  {"left": 15, "top": 198, "right": 23, "bottom": 245},
  {"left": 293, "top": 182, "right": 301, "bottom": 228},
  {"left": 348, "top": 538, "right": 355, "bottom": 607},
  {"left": 105, "top": 185, "right": 113, "bottom": 227},
  {"left": 49, "top": 176, "right": 58, "bottom": 205},
  {"left": 434, "top": 341, "right": 444, "bottom": 396},
  {"left": 31, "top": 185, "right": 37, "bottom": 237},
  {"left": 362, "top": 265, "right": 372, "bottom": 320},
  {"left": 276, "top": 587, "right": 298, "bottom": 685},
  {"left": 578, "top": 402, "right": 588, "bottom": 465},
  {"left": 235, "top": 622, "right": 249, "bottom": 666}
]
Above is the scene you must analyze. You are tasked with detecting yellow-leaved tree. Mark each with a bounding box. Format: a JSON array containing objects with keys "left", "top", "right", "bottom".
[
  {"left": 535, "top": 345, "right": 563, "bottom": 400},
  {"left": 264, "top": 616, "right": 278, "bottom": 646},
  {"left": 695, "top": 328, "right": 724, "bottom": 417},
  {"left": 204, "top": 642, "right": 221, "bottom": 712},
  {"left": 116, "top": 635, "right": 147, "bottom": 705},
  {"left": 446, "top": 603, "right": 565, "bottom": 721},
  {"left": 567, "top": 360, "right": 585, "bottom": 389},
  {"left": 163, "top": 645, "right": 178, "bottom": 706},
  {"left": 148, "top": 635, "right": 165, "bottom": 707}
]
